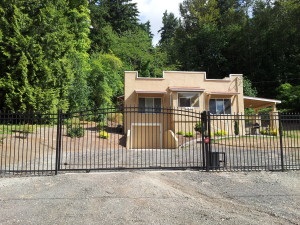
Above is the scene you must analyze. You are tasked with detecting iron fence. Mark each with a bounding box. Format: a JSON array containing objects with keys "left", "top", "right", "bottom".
[{"left": 0, "top": 107, "right": 299, "bottom": 175}]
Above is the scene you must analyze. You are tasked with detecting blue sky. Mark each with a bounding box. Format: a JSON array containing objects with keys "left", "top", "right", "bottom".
[{"left": 132, "top": 0, "right": 183, "bottom": 45}]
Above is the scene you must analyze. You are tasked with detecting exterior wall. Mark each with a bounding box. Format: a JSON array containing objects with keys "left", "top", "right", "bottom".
[{"left": 124, "top": 71, "right": 244, "bottom": 148}]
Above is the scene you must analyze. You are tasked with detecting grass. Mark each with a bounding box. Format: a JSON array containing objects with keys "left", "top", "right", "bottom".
[{"left": 282, "top": 130, "right": 300, "bottom": 138}]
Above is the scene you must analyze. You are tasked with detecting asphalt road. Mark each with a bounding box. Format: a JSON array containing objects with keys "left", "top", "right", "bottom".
[{"left": 0, "top": 171, "right": 300, "bottom": 225}]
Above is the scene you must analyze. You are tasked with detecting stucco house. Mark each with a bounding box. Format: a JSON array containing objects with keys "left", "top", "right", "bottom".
[{"left": 123, "top": 71, "right": 281, "bottom": 149}]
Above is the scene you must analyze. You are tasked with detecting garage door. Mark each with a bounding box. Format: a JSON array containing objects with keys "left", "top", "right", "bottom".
[{"left": 132, "top": 124, "right": 161, "bottom": 149}]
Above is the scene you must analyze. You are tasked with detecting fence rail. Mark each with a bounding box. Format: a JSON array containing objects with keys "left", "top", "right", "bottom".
[{"left": 0, "top": 108, "right": 299, "bottom": 175}]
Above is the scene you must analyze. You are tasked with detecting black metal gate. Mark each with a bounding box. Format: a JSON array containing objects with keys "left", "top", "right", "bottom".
[
  {"left": 1, "top": 108, "right": 300, "bottom": 175},
  {"left": 57, "top": 107, "right": 204, "bottom": 172}
]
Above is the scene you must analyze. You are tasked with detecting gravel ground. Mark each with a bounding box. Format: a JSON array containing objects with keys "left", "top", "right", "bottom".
[{"left": 0, "top": 171, "right": 300, "bottom": 225}]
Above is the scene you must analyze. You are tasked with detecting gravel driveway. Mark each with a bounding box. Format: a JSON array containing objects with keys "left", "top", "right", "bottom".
[{"left": 0, "top": 171, "right": 300, "bottom": 225}]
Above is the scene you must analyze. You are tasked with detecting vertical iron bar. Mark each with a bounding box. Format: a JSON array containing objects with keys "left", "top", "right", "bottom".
[
  {"left": 55, "top": 109, "right": 62, "bottom": 175},
  {"left": 278, "top": 112, "right": 284, "bottom": 171}
]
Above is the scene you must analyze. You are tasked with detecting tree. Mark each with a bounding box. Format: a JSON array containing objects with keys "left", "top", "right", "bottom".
[
  {"left": 0, "top": 0, "right": 76, "bottom": 112},
  {"left": 277, "top": 83, "right": 300, "bottom": 112},
  {"left": 67, "top": 0, "right": 91, "bottom": 111},
  {"left": 158, "top": 11, "right": 179, "bottom": 48},
  {"left": 88, "top": 53, "right": 123, "bottom": 108},
  {"left": 140, "top": 21, "right": 153, "bottom": 40},
  {"left": 243, "top": 77, "right": 257, "bottom": 97},
  {"left": 88, "top": 0, "right": 140, "bottom": 51}
]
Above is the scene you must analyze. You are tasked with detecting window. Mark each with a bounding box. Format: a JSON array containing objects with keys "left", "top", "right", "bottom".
[
  {"left": 209, "top": 99, "right": 231, "bottom": 114},
  {"left": 139, "top": 98, "right": 161, "bottom": 113},
  {"left": 178, "top": 93, "right": 200, "bottom": 108}
]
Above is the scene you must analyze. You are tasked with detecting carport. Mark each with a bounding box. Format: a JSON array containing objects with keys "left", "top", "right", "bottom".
[
  {"left": 244, "top": 96, "right": 281, "bottom": 111},
  {"left": 243, "top": 96, "right": 282, "bottom": 133}
]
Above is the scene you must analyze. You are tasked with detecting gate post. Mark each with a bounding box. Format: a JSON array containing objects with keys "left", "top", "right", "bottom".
[
  {"left": 278, "top": 112, "right": 284, "bottom": 171},
  {"left": 201, "top": 111, "right": 211, "bottom": 171},
  {"left": 55, "top": 109, "right": 63, "bottom": 175}
]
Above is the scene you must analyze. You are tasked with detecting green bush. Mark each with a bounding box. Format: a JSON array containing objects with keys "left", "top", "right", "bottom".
[
  {"left": 107, "top": 113, "right": 123, "bottom": 124},
  {"left": 214, "top": 130, "right": 227, "bottom": 136},
  {"left": 64, "top": 117, "right": 80, "bottom": 125},
  {"left": 184, "top": 132, "right": 194, "bottom": 137},
  {"left": 97, "top": 121, "right": 107, "bottom": 131},
  {"left": 100, "top": 131, "right": 110, "bottom": 139},
  {"left": 194, "top": 122, "right": 202, "bottom": 132},
  {"left": 270, "top": 129, "right": 278, "bottom": 136},
  {"left": 260, "top": 129, "right": 268, "bottom": 135},
  {"left": 176, "top": 131, "right": 184, "bottom": 135},
  {"left": 234, "top": 120, "right": 239, "bottom": 135},
  {"left": 260, "top": 129, "right": 278, "bottom": 136},
  {"left": 67, "top": 125, "right": 85, "bottom": 138}
]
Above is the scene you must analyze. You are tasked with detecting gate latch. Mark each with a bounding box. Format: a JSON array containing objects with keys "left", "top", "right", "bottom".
[{"left": 204, "top": 137, "right": 210, "bottom": 144}]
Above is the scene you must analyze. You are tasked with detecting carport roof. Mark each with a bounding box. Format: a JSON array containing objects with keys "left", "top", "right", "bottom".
[{"left": 244, "top": 96, "right": 281, "bottom": 109}]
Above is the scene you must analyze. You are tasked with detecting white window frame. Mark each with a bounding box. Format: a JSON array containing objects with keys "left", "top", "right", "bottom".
[
  {"left": 177, "top": 92, "right": 200, "bottom": 108},
  {"left": 209, "top": 98, "right": 232, "bottom": 115},
  {"left": 138, "top": 97, "right": 162, "bottom": 113}
]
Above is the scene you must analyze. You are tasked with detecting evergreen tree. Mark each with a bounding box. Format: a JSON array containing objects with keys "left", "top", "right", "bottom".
[
  {"left": 158, "top": 11, "right": 179, "bottom": 48},
  {"left": 0, "top": 0, "right": 74, "bottom": 112}
]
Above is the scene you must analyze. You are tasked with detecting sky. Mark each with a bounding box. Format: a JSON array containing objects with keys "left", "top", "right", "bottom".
[{"left": 132, "top": 0, "right": 183, "bottom": 46}]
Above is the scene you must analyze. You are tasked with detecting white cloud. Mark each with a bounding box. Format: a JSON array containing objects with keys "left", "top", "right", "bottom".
[{"left": 132, "top": 0, "right": 183, "bottom": 46}]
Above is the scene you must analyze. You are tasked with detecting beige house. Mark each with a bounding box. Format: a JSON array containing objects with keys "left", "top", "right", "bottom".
[{"left": 124, "top": 71, "right": 281, "bottom": 149}]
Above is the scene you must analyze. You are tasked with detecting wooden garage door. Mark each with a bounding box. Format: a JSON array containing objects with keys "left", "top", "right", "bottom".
[{"left": 132, "top": 125, "right": 161, "bottom": 149}]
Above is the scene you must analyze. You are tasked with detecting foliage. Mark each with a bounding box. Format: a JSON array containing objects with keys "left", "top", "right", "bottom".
[
  {"left": 67, "top": 125, "right": 85, "bottom": 138},
  {"left": 213, "top": 130, "right": 227, "bottom": 136},
  {"left": 277, "top": 83, "right": 300, "bottom": 112},
  {"left": 0, "top": 0, "right": 91, "bottom": 113},
  {"left": 243, "top": 77, "right": 257, "bottom": 97},
  {"left": 107, "top": 113, "right": 123, "bottom": 124},
  {"left": 99, "top": 131, "right": 110, "bottom": 139},
  {"left": 194, "top": 122, "right": 202, "bottom": 132},
  {"left": 88, "top": 53, "right": 123, "bottom": 108},
  {"left": 234, "top": 120, "right": 239, "bottom": 136},
  {"left": 184, "top": 132, "right": 194, "bottom": 137},
  {"left": 97, "top": 121, "right": 107, "bottom": 131},
  {"left": 260, "top": 129, "right": 278, "bottom": 136},
  {"left": 158, "top": 11, "right": 179, "bottom": 48},
  {"left": 64, "top": 117, "right": 81, "bottom": 125},
  {"left": 176, "top": 131, "right": 184, "bottom": 135}
]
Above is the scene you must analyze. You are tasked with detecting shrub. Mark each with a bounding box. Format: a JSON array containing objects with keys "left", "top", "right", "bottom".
[
  {"left": 67, "top": 125, "right": 85, "bottom": 138},
  {"left": 107, "top": 113, "right": 123, "bottom": 124},
  {"left": 214, "top": 130, "right": 227, "bottom": 136},
  {"left": 100, "top": 131, "right": 110, "bottom": 139},
  {"left": 234, "top": 120, "right": 239, "bottom": 135},
  {"left": 270, "top": 129, "right": 278, "bottom": 136},
  {"left": 260, "top": 129, "right": 268, "bottom": 135},
  {"left": 176, "top": 131, "right": 184, "bottom": 135},
  {"left": 184, "top": 132, "right": 194, "bottom": 137},
  {"left": 64, "top": 118, "right": 80, "bottom": 126},
  {"left": 97, "top": 121, "right": 107, "bottom": 131},
  {"left": 194, "top": 122, "right": 202, "bottom": 132}
]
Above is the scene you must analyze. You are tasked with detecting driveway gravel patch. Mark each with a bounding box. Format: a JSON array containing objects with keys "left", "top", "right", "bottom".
[{"left": 0, "top": 171, "right": 299, "bottom": 225}]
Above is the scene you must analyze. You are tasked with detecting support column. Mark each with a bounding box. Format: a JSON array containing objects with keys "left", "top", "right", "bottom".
[{"left": 269, "top": 104, "right": 279, "bottom": 136}]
